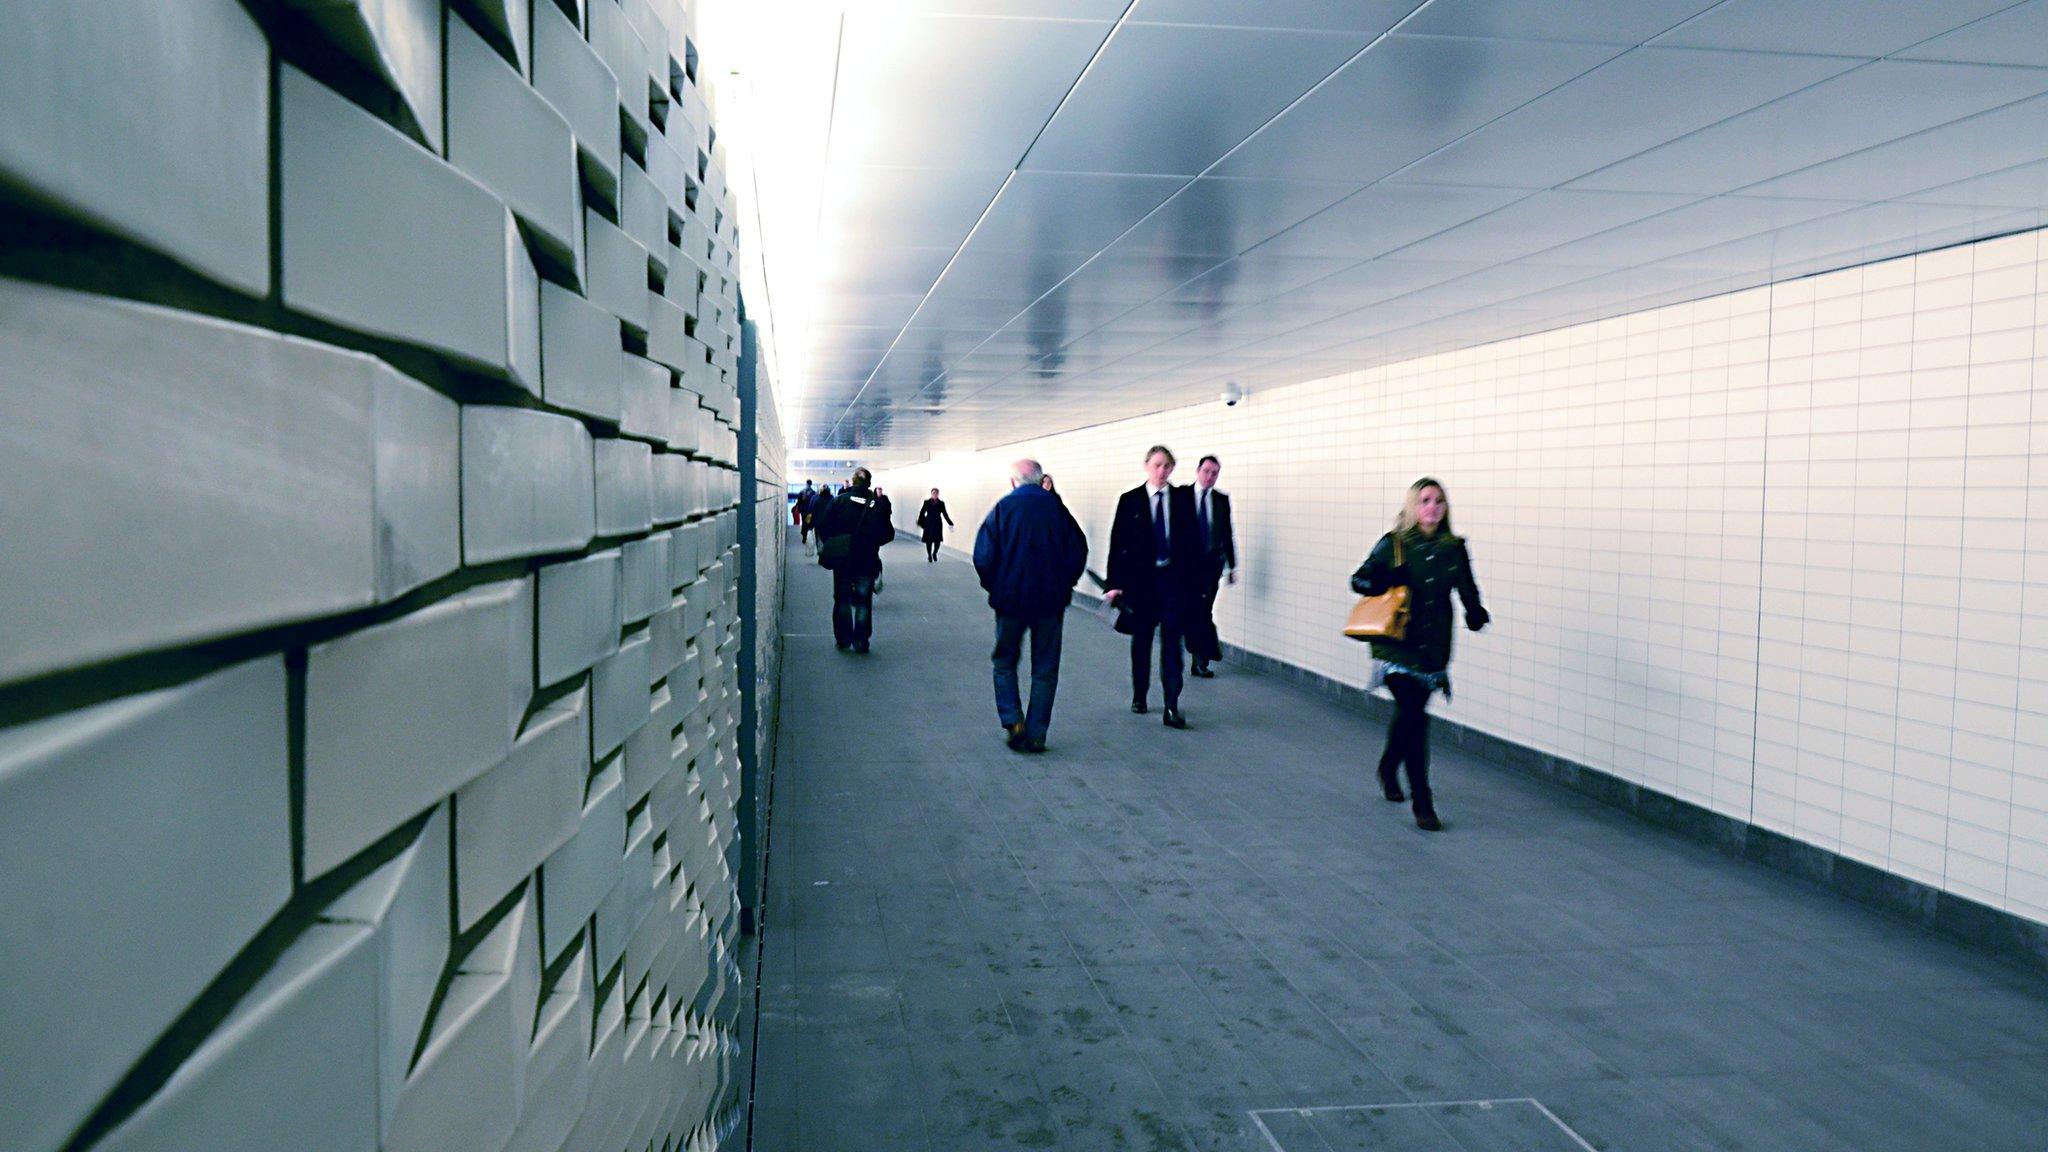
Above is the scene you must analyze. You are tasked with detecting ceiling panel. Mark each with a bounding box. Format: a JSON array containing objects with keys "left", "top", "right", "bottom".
[
  {"left": 1051, "top": 252, "right": 1231, "bottom": 303},
  {"left": 1211, "top": 34, "right": 1620, "bottom": 183},
  {"left": 1023, "top": 23, "right": 1370, "bottom": 176},
  {"left": 1400, "top": 0, "right": 1718, "bottom": 44},
  {"left": 817, "top": 166, "right": 1011, "bottom": 251},
  {"left": 1107, "top": 176, "right": 1366, "bottom": 257},
  {"left": 1248, "top": 182, "right": 1530, "bottom": 259},
  {"left": 1898, "top": 0, "right": 2048, "bottom": 67},
  {"left": 1127, "top": 0, "right": 1416, "bottom": 33},
  {"left": 807, "top": 326, "right": 904, "bottom": 354},
  {"left": 1388, "top": 261, "right": 1601, "bottom": 311},
  {"left": 870, "top": 0, "right": 1132, "bottom": 17},
  {"left": 1905, "top": 159, "right": 2048, "bottom": 209},
  {"left": 829, "top": 12, "right": 1112, "bottom": 169},
  {"left": 1651, "top": 0, "right": 2015, "bottom": 57},
  {"left": 1162, "top": 253, "right": 1361, "bottom": 305},
  {"left": 1385, "top": 190, "right": 1697, "bottom": 263},
  {"left": 926, "top": 241, "right": 1097, "bottom": 304},
  {"left": 1663, "top": 200, "right": 2034, "bottom": 273},
  {"left": 796, "top": 4, "right": 2048, "bottom": 453},
  {"left": 1003, "top": 288, "right": 1144, "bottom": 333},
  {"left": 962, "top": 171, "right": 1186, "bottom": 253},
  {"left": 1571, "top": 60, "right": 2048, "bottom": 195},
  {"left": 1396, "top": 47, "right": 1857, "bottom": 190},
  {"left": 813, "top": 244, "right": 957, "bottom": 296},
  {"left": 1532, "top": 195, "right": 1863, "bottom": 268},
  {"left": 811, "top": 292, "right": 930, "bottom": 330},
  {"left": 1742, "top": 93, "right": 2048, "bottom": 202}
]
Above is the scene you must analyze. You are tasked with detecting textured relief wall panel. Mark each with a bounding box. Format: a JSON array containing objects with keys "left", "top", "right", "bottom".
[
  {"left": 0, "top": 658, "right": 292, "bottom": 1152},
  {"left": 0, "top": 1, "right": 270, "bottom": 294},
  {"left": 1, "top": 3, "right": 762, "bottom": 1149},
  {"left": 0, "top": 281, "right": 461, "bottom": 684}
]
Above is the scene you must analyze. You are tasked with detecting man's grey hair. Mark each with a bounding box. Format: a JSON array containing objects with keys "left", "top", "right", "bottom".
[{"left": 1011, "top": 458, "right": 1044, "bottom": 486}]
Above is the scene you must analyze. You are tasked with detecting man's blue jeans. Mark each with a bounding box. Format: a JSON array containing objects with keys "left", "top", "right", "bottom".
[
  {"left": 993, "top": 609, "right": 1066, "bottom": 742},
  {"left": 832, "top": 569, "right": 874, "bottom": 646}
]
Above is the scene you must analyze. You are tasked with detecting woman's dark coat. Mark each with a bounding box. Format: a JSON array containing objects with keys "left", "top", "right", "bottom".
[
  {"left": 916, "top": 498, "right": 954, "bottom": 543},
  {"left": 1349, "top": 528, "right": 1487, "bottom": 674}
]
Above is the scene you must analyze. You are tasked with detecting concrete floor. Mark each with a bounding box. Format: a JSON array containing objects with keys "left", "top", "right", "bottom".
[{"left": 751, "top": 530, "right": 2048, "bottom": 1151}]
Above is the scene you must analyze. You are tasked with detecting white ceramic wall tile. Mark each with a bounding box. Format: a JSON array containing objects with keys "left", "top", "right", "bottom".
[{"left": 884, "top": 224, "right": 2048, "bottom": 927}]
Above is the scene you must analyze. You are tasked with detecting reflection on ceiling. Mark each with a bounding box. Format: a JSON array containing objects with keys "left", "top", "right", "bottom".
[{"left": 799, "top": 0, "right": 2048, "bottom": 453}]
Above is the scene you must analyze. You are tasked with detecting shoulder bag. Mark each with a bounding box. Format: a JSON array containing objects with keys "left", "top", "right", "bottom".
[
  {"left": 1343, "top": 532, "right": 1409, "bottom": 641},
  {"left": 818, "top": 494, "right": 875, "bottom": 569}
]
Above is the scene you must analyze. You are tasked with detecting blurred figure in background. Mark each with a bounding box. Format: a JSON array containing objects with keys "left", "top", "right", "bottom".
[
  {"left": 1185, "top": 455, "right": 1236, "bottom": 678},
  {"left": 917, "top": 488, "right": 955, "bottom": 562}
]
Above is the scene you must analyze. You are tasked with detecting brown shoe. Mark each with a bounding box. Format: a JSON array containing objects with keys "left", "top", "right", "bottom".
[{"left": 1004, "top": 722, "right": 1029, "bottom": 751}]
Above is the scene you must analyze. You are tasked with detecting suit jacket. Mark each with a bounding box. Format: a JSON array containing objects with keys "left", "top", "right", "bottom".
[
  {"left": 1105, "top": 483, "right": 1200, "bottom": 618},
  {"left": 1187, "top": 484, "right": 1235, "bottom": 578}
]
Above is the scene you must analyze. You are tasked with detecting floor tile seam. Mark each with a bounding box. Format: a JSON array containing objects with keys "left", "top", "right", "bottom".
[
  {"left": 876, "top": 954, "right": 951, "bottom": 1152},
  {"left": 983, "top": 972, "right": 1190, "bottom": 1148},
  {"left": 1334, "top": 1101, "right": 1484, "bottom": 1152},
  {"left": 1163, "top": 945, "right": 1428, "bottom": 1111},
  {"left": 1071, "top": 949, "right": 1255, "bottom": 1111}
]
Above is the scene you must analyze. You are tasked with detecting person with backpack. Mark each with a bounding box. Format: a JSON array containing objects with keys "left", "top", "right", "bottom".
[{"left": 813, "top": 469, "right": 894, "bottom": 653}]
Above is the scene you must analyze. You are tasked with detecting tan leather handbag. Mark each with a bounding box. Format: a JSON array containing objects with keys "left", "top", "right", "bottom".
[{"left": 1343, "top": 532, "right": 1409, "bottom": 641}]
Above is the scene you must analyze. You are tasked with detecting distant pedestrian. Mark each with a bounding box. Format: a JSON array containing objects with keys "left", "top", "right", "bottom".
[
  {"left": 814, "top": 469, "right": 894, "bottom": 653},
  {"left": 917, "top": 489, "right": 955, "bottom": 562},
  {"left": 872, "top": 486, "right": 894, "bottom": 592},
  {"left": 1040, "top": 473, "right": 1056, "bottom": 494},
  {"left": 1184, "top": 455, "right": 1236, "bottom": 678},
  {"left": 1348, "top": 477, "right": 1489, "bottom": 831},
  {"left": 806, "top": 483, "right": 833, "bottom": 549},
  {"left": 974, "top": 459, "right": 1087, "bottom": 753},
  {"left": 795, "top": 480, "right": 817, "bottom": 546}
]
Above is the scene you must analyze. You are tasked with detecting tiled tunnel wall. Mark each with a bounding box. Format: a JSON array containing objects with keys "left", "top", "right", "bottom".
[
  {"left": 884, "top": 225, "right": 2048, "bottom": 937},
  {"left": 0, "top": 2, "right": 772, "bottom": 1151}
]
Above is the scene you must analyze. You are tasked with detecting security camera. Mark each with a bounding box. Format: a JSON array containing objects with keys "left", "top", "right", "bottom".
[{"left": 1221, "top": 382, "right": 1242, "bottom": 407}]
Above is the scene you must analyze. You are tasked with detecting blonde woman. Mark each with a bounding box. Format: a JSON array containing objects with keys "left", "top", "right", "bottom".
[{"left": 1348, "top": 478, "right": 1489, "bottom": 831}]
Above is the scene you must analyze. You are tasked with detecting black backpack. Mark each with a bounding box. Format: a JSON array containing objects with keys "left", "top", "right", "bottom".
[{"left": 817, "top": 493, "right": 875, "bottom": 569}]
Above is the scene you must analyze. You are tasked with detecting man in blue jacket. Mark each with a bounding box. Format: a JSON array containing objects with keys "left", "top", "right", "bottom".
[{"left": 973, "top": 458, "right": 1088, "bottom": 753}]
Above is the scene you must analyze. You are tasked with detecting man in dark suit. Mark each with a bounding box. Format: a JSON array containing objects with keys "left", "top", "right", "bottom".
[
  {"left": 1185, "top": 454, "right": 1237, "bottom": 678},
  {"left": 1105, "top": 445, "right": 1200, "bottom": 729}
]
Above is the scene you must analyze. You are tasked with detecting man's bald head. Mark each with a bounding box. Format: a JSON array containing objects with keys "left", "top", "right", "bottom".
[{"left": 1011, "top": 459, "right": 1044, "bottom": 487}]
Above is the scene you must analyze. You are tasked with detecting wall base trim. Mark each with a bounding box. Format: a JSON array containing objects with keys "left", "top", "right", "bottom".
[
  {"left": 1196, "top": 631, "right": 2048, "bottom": 971},
  {"left": 1132, "top": 615, "right": 2048, "bottom": 977}
]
